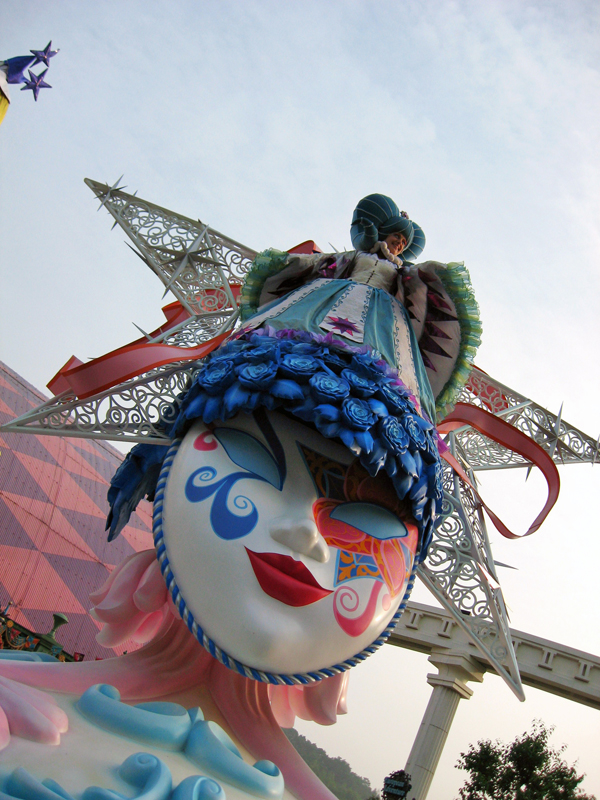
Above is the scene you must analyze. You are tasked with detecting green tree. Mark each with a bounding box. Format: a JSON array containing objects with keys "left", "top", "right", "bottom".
[
  {"left": 455, "top": 721, "right": 595, "bottom": 800},
  {"left": 284, "top": 728, "right": 376, "bottom": 800}
]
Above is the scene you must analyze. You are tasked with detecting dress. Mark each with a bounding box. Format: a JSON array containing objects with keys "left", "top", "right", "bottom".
[
  {"left": 239, "top": 257, "right": 437, "bottom": 423},
  {"left": 238, "top": 248, "right": 481, "bottom": 424}
]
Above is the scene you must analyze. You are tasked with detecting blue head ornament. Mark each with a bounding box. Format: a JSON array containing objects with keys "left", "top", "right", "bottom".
[{"left": 350, "top": 194, "right": 425, "bottom": 263}]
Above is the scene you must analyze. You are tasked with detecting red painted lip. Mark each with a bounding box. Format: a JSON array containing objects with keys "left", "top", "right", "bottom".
[{"left": 245, "top": 548, "right": 332, "bottom": 607}]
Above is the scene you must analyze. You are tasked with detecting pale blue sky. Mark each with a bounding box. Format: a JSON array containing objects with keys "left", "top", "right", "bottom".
[{"left": 1, "top": 2, "right": 600, "bottom": 797}]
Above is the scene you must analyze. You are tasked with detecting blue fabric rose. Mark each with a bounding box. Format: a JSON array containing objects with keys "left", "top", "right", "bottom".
[
  {"left": 421, "top": 430, "right": 440, "bottom": 463},
  {"left": 340, "top": 398, "right": 378, "bottom": 431},
  {"left": 198, "top": 361, "right": 237, "bottom": 396},
  {"left": 237, "top": 361, "right": 278, "bottom": 391},
  {"left": 377, "top": 382, "right": 412, "bottom": 415},
  {"left": 425, "top": 461, "right": 444, "bottom": 501},
  {"left": 378, "top": 416, "right": 410, "bottom": 456},
  {"left": 206, "top": 349, "right": 247, "bottom": 366},
  {"left": 245, "top": 343, "right": 280, "bottom": 364},
  {"left": 248, "top": 333, "right": 279, "bottom": 345},
  {"left": 279, "top": 353, "right": 320, "bottom": 383},
  {"left": 321, "top": 351, "right": 348, "bottom": 373},
  {"left": 403, "top": 414, "right": 427, "bottom": 449},
  {"left": 290, "top": 342, "right": 321, "bottom": 355},
  {"left": 341, "top": 369, "right": 378, "bottom": 398},
  {"left": 309, "top": 372, "right": 350, "bottom": 403},
  {"left": 349, "top": 353, "right": 385, "bottom": 383},
  {"left": 207, "top": 338, "right": 249, "bottom": 361},
  {"left": 162, "top": 333, "right": 444, "bottom": 565}
]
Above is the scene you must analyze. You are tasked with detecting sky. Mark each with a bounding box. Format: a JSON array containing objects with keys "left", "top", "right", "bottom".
[{"left": 1, "top": 1, "right": 600, "bottom": 797}]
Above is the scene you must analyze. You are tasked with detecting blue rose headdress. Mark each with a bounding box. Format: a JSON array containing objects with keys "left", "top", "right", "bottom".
[{"left": 107, "top": 330, "right": 444, "bottom": 563}]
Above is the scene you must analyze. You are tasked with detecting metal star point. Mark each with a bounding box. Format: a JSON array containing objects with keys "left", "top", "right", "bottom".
[
  {"left": 30, "top": 41, "right": 60, "bottom": 68},
  {"left": 97, "top": 176, "right": 127, "bottom": 210},
  {"left": 20, "top": 68, "right": 52, "bottom": 101}
]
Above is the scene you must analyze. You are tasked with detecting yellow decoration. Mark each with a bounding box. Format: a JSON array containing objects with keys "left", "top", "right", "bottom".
[{"left": 0, "top": 93, "right": 9, "bottom": 127}]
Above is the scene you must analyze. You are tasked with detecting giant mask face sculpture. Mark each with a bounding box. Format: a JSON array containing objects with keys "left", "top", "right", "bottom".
[{"left": 157, "top": 411, "right": 419, "bottom": 678}]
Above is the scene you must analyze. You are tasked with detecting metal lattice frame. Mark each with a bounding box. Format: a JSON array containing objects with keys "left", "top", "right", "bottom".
[
  {"left": 2, "top": 364, "right": 196, "bottom": 444},
  {"left": 457, "top": 369, "right": 599, "bottom": 469},
  {"left": 3, "top": 178, "right": 599, "bottom": 700},
  {"left": 85, "top": 178, "right": 257, "bottom": 347},
  {"left": 419, "top": 438, "right": 524, "bottom": 698}
]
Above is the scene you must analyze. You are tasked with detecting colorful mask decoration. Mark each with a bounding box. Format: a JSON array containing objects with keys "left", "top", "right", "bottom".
[{"left": 155, "top": 411, "right": 419, "bottom": 680}]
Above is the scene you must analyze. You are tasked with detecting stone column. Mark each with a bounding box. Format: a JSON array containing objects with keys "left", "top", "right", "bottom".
[{"left": 404, "top": 652, "right": 485, "bottom": 800}]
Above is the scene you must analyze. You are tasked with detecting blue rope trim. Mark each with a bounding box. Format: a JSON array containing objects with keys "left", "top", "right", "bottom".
[{"left": 152, "top": 437, "right": 419, "bottom": 685}]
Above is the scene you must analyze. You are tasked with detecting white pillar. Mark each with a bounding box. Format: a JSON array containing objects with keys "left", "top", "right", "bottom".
[{"left": 404, "top": 652, "right": 485, "bottom": 800}]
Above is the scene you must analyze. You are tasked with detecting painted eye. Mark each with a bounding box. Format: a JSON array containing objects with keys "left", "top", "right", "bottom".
[
  {"left": 213, "top": 428, "right": 283, "bottom": 489},
  {"left": 329, "top": 503, "right": 408, "bottom": 541}
]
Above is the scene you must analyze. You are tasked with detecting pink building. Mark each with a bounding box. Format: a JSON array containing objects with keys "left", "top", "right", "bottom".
[{"left": 0, "top": 362, "right": 153, "bottom": 659}]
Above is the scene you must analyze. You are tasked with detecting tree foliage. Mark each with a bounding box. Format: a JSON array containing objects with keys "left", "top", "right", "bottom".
[
  {"left": 284, "top": 727, "right": 376, "bottom": 800},
  {"left": 455, "top": 721, "right": 595, "bottom": 800}
]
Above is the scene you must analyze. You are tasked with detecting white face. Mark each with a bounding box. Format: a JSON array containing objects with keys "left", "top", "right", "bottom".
[
  {"left": 161, "top": 411, "right": 418, "bottom": 675},
  {"left": 384, "top": 232, "right": 408, "bottom": 256}
]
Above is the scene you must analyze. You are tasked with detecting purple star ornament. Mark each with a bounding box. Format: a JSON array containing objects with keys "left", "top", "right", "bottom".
[
  {"left": 30, "top": 41, "right": 59, "bottom": 67},
  {"left": 21, "top": 68, "right": 52, "bottom": 101},
  {"left": 326, "top": 316, "right": 361, "bottom": 336}
]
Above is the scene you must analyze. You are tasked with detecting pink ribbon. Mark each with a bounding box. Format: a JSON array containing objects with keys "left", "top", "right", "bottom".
[
  {"left": 437, "top": 402, "right": 560, "bottom": 540},
  {"left": 48, "top": 301, "right": 230, "bottom": 399}
]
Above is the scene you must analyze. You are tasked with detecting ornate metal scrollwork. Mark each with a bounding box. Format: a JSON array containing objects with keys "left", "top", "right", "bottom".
[
  {"left": 84, "top": 179, "right": 256, "bottom": 321},
  {"left": 458, "top": 368, "right": 599, "bottom": 468},
  {"left": 161, "top": 314, "right": 236, "bottom": 348},
  {"left": 2, "top": 363, "right": 199, "bottom": 444},
  {"left": 419, "top": 441, "right": 523, "bottom": 697}
]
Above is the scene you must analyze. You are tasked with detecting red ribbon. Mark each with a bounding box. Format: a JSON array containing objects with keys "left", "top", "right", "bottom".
[
  {"left": 48, "top": 301, "right": 230, "bottom": 400},
  {"left": 437, "top": 402, "right": 560, "bottom": 540},
  {"left": 46, "top": 290, "right": 559, "bottom": 543}
]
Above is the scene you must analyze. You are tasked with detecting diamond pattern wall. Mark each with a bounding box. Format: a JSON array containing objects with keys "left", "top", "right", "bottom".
[{"left": 0, "top": 362, "right": 154, "bottom": 659}]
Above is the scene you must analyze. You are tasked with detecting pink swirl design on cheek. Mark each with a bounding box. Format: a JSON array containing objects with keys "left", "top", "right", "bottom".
[
  {"left": 333, "top": 582, "right": 384, "bottom": 637},
  {"left": 194, "top": 431, "right": 217, "bottom": 451}
]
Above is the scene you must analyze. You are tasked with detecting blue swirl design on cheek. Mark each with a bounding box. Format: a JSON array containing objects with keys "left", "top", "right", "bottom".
[{"left": 185, "top": 466, "right": 266, "bottom": 540}]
